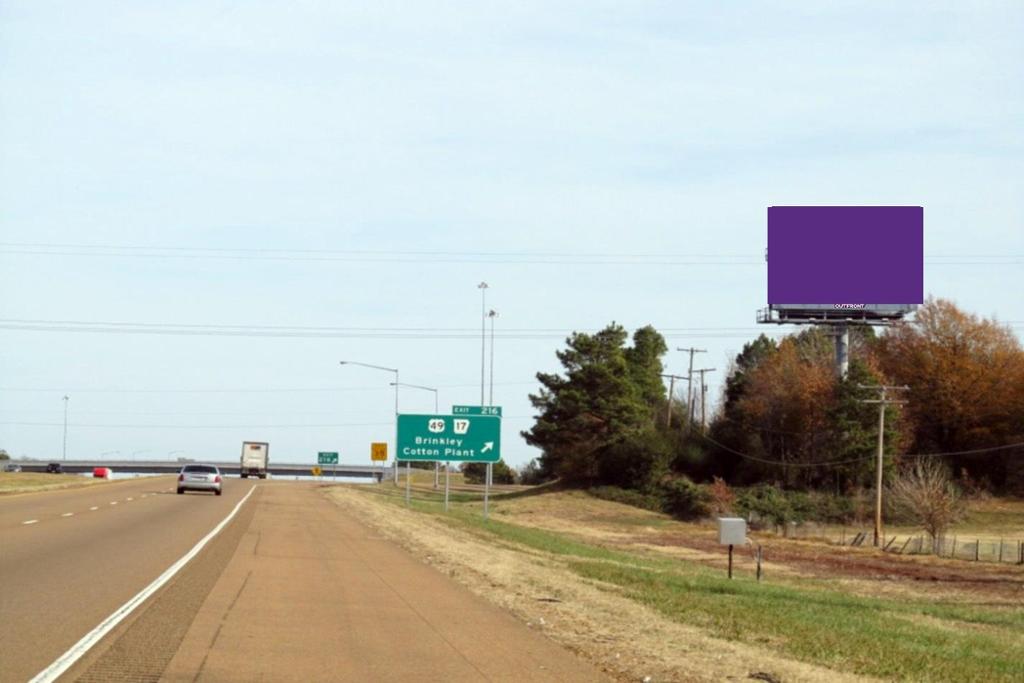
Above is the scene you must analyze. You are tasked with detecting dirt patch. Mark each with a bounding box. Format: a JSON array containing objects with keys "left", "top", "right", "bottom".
[
  {"left": 327, "top": 486, "right": 877, "bottom": 683},
  {"left": 485, "top": 489, "right": 1024, "bottom": 604}
]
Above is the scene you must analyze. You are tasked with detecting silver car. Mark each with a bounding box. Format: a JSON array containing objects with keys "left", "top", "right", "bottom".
[{"left": 177, "top": 464, "right": 223, "bottom": 496}]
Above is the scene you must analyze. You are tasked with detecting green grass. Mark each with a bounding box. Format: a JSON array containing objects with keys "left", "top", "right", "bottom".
[
  {"left": 354, "top": 484, "right": 1024, "bottom": 682},
  {"left": 569, "top": 560, "right": 1023, "bottom": 682}
]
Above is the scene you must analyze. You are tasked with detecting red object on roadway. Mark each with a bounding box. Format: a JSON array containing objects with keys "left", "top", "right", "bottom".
[{"left": 93, "top": 467, "right": 112, "bottom": 479}]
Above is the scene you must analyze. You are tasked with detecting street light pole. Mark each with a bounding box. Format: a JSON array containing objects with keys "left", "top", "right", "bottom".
[
  {"left": 62, "top": 395, "right": 69, "bottom": 461},
  {"left": 391, "top": 382, "right": 440, "bottom": 493},
  {"left": 340, "top": 360, "right": 400, "bottom": 485},
  {"left": 488, "top": 310, "right": 498, "bottom": 407},
  {"left": 477, "top": 282, "right": 488, "bottom": 406}
]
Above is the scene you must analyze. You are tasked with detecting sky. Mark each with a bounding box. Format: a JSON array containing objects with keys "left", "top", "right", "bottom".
[{"left": 1, "top": 1, "right": 1022, "bottom": 468}]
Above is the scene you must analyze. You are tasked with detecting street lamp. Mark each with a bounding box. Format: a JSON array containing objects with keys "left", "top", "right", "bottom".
[
  {"left": 131, "top": 450, "right": 149, "bottom": 462},
  {"left": 100, "top": 450, "right": 120, "bottom": 460},
  {"left": 487, "top": 309, "right": 498, "bottom": 407},
  {"left": 168, "top": 450, "right": 185, "bottom": 460},
  {"left": 391, "top": 382, "right": 440, "bottom": 488},
  {"left": 477, "top": 282, "right": 488, "bottom": 406},
  {"left": 340, "top": 360, "right": 400, "bottom": 485}
]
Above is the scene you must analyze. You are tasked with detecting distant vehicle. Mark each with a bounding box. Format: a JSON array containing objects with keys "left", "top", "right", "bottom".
[
  {"left": 3, "top": 463, "right": 22, "bottom": 472},
  {"left": 177, "top": 464, "right": 223, "bottom": 496},
  {"left": 240, "top": 441, "right": 269, "bottom": 479},
  {"left": 92, "top": 467, "right": 113, "bottom": 479},
  {"left": 45, "top": 463, "right": 63, "bottom": 474}
]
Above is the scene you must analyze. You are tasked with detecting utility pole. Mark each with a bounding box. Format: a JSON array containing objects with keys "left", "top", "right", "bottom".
[
  {"left": 695, "top": 368, "right": 717, "bottom": 432},
  {"left": 660, "top": 374, "right": 689, "bottom": 427},
  {"left": 677, "top": 347, "right": 706, "bottom": 429},
  {"left": 858, "top": 384, "right": 909, "bottom": 547},
  {"left": 62, "top": 395, "right": 69, "bottom": 461},
  {"left": 478, "top": 282, "right": 488, "bottom": 406}
]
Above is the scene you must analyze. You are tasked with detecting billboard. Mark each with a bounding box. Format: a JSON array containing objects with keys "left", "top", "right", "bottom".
[{"left": 767, "top": 206, "right": 923, "bottom": 319}]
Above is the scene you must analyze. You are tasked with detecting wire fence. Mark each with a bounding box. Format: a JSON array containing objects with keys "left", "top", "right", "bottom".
[
  {"left": 834, "top": 528, "right": 1024, "bottom": 565},
  {"left": 750, "top": 519, "right": 1024, "bottom": 565}
]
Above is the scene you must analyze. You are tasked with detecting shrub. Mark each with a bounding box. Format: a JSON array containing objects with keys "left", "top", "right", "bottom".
[
  {"left": 888, "top": 459, "right": 966, "bottom": 552},
  {"left": 707, "top": 476, "right": 735, "bottom": 516},
  {"left": 461, "top": 460, "right": 515, "bottom": 484},
  {"left": 657, "top": 476, "right": 710, "bottom": 520},
  {"left": 588, "top": 485, "right": 665, "bottom": 513},
  {"left": 517, "top": 458, "right": 550, "bottom": 485}
]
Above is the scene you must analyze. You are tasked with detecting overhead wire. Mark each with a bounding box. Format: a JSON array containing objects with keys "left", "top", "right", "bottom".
[{"left": 696, "top": 431, "right": 1024, "bottom": 469}]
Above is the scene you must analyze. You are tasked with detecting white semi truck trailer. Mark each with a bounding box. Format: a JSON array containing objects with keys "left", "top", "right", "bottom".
[{"left": 240, "top": 441, "right": 269, "bottom": 479}]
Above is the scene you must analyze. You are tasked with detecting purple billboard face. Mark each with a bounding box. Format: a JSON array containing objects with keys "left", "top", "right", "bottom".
[{"left": 767, "top": 206, "right": 923, "bottom": 306}]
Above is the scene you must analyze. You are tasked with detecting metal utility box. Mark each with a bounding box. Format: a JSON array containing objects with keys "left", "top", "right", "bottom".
[{"left": 718, "top": 517, "right": 747, "bottom": 546}]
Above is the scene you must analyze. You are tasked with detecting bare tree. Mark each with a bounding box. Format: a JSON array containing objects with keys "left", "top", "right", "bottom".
[{"left": 887, "top": 459, "right": 966, "bottom": 553}]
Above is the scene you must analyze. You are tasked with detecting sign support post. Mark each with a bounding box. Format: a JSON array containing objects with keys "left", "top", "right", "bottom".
[
  {"left": 398, "top": 411, "right": 501, "bottom": 518},
  {"left": 484, "top": 462, "right": 492, "bottom": 520},
  {"left": 444, "top": 462, "right": 450, "bottom": 511}
]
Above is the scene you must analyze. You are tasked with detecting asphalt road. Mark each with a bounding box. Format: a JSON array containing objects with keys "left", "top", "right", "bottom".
[
  {"left": 0, "top": 475, "right": 257, "bottom": 682},
  {"left": 2, "top": 480, "right": 607, "bottom": 682}
]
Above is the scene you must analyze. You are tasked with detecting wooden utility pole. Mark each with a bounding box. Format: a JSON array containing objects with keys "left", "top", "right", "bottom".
[
  {"left": 677, "top": 347, "right": 706, "bottom": 430},
  {"left": 858, "top": 384, "right": 909, "bottom": 547},
  {"left": 660, "top": 373, "right": 689, "bottom": 427},
  {"left": 694, "top": 368, "right": 716, "bottom": 432}
]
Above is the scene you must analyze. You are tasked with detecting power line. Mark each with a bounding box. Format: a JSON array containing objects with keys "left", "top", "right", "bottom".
[
  {"left": 1, "top": 242, "right": 1020, "bottom": 265},
  {"left": 0, "top": 381, "right": 540, "bottom": 394},
  {"left": 697, "top": 431, "right": 1024, "bottom": 468},
  {"left": 0, "top": 421, "right": 396, "bottom": 429}
]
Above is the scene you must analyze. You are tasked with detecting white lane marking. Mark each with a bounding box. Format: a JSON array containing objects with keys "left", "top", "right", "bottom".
[
  {"left": 62, "top": 513, "right": 74, "bottom": 518},
  {"left": 30, "top": 484, "right": 259, "bottom": 683},
  {"left": 127, "top": 497, "right": 134, "bottom": 501},
  {"left": 109, "top": 502, "right": 118, "bottom": 506},
  {"left": 23, "top": 519, "right": 39, "bottom": 525},
  {"left": 89, "top": 506, "right": 99, "bottom": 511}
]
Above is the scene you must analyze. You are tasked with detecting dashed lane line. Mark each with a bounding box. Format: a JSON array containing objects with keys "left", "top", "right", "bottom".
[
  {"left": 110, "top": 502, "right": 118, "bottom": 506},
  {"left": 62, "top": 513, "right": 74, "bottom": 518},
  {"left": 89, "top": 506, "right": 99, "bottom": 511},
  {"left": 23, "top": 519, "right": 39, "bottom": 525},
  {"left": 30, "top": 485, "right": 259, "bottom": 683}
]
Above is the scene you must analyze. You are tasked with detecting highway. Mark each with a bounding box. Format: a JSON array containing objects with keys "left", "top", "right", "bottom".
[
  {"left": 1, "top": 480, "right": 606, "bottom": 682},
  {"left": 0, "top": 476, "right": 258, "bottom": 682}
]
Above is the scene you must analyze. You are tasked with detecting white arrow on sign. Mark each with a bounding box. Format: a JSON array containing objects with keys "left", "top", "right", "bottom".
[{"left": 481, "top": 442, "right": 494, "bottom": 453}]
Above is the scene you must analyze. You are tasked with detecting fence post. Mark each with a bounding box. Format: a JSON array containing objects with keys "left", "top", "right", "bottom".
[
  {"left": 975, "top": 539, "right": 980, "bottom": 562},
  {"left": 951, "top": 536, "right": 957, "bottom": 559},
  {"left": 899, "top": 536, "right": 912, "bottom": 554}
]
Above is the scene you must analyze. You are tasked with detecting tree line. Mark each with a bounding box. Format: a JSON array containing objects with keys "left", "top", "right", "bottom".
[{"left": 521, "top": 298, "right": 1024, "bottom": 497}]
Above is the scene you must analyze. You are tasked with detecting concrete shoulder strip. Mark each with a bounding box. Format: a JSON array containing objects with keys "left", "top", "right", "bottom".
[{"left": 30, "top": 485, "right": 259, "bottom": 683}]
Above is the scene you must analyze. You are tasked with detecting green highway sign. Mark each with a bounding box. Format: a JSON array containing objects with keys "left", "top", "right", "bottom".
[
  {"left": 397, "top": 414, "right": 501, "bottom": 463},
  {"left": 317, "top": 452, "right": 339, "bottom": 465},
  {"left": 452, "top": 405, "right": 502, "bottom": 417}
]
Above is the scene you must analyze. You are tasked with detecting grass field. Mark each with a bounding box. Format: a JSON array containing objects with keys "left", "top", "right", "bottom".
[
  {"left": 0, "top": 471, "right": 110, "bottom": 495},
  {"left": 332, "top": 482, "right": 1024, "bottom": 682}
]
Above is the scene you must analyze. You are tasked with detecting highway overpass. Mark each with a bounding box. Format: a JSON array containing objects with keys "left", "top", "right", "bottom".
[{"left": 7, "top": 460, "right": 390, "bottom": 481}]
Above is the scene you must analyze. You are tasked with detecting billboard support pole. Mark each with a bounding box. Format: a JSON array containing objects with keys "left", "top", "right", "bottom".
[{"left": 835, "top": 325, "right": 850, "bottom": 379}]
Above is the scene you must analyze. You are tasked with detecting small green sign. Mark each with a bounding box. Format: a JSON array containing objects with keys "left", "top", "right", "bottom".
[
  {"left": 397, "top": 414, "right": 500, "bottom": 463},
  {"left": 318, "top": 452, "right": 339, "bottom": 465},
  {"left": 452, "top": 405, "right": 502, "bottom": 416}
]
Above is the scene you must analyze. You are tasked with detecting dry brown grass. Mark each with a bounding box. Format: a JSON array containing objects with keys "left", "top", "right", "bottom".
[
  {"left": 326, "top": 485, "right": 877, "bottom": 683},
  {"left": 0, "top": 471, "right": 110, "bottom": 495}
]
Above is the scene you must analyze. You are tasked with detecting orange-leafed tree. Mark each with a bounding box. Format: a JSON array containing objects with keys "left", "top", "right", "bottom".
[{"left": 876, "top": 298, "right": 1024, "bottom": 490}]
